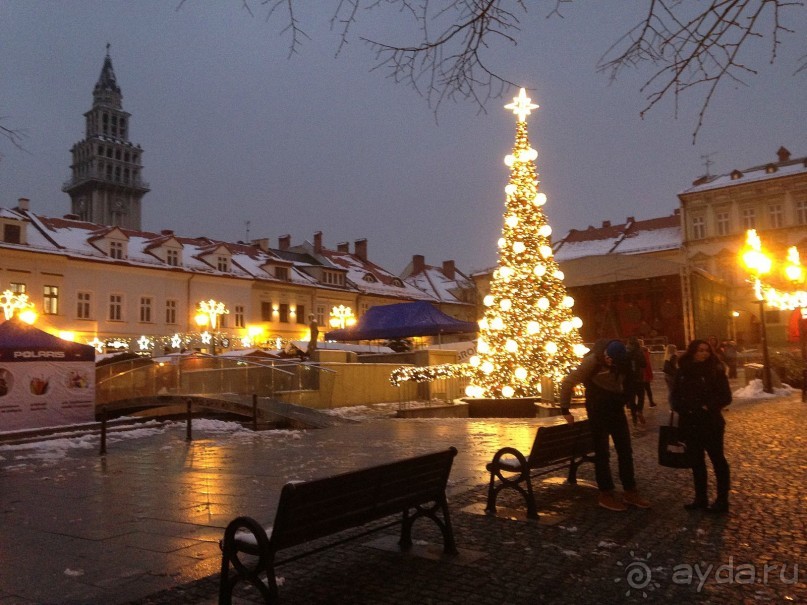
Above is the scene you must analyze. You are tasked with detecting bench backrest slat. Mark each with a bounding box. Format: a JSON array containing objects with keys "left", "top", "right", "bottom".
[
  {"left": 526, "top": 420, "right": 592, "bottom": 467},
  {"left": 270, "top": 448, "right": 456, "bottom": 550}
]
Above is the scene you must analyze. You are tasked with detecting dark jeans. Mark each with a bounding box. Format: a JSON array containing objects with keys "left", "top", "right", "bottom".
[
  {"left": 625, "top": 381, "right": 645, "bottom": 424},
  {"left": 681, "top": 412, "right": 730, "bottom": 503},
  {"left": 585, "top": 399, "right": 637, "bottom": 492},
  {"left": 643, "top": 381, "right": 655, "bottom": 405}
]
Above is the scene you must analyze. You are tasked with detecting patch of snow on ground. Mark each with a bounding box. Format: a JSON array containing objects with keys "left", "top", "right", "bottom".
[
  {"left": 733, "top": 378, "right": 796, "bottom": 399},
  {"left": 322, "top": 402, "right": 401, "bottom": 420}
]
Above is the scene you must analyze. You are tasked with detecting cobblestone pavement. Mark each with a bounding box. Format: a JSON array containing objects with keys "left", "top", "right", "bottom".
[{"left": 1, "top": 384, "right": 805, "bottom": 604}]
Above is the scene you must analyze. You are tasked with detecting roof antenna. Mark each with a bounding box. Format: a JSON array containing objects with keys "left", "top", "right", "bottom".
[
  {"left": 245, "top": 220, "right": 250, "bottom": 242},
  {"left": 700, "top": 152, "right": 716, "bottom": 177}
]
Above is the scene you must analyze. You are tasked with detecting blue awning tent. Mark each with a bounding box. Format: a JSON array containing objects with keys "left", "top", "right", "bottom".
[
  {"left": 0, "top": 318, "right": 95, "bottom": 362},
  {"left": 324, "top": 301, "right": 477, "bottom": 341}
]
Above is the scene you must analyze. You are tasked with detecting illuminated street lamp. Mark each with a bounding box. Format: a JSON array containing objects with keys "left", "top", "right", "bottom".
[
  {"left": 195, "top": 299, "right": 228, "bottom": 354},
  {"left": 329, "top": 305, "right": 356, "bottom": 330},
  {"left": 741, "top": 230, "right": 773, "bottom": 393},
  {"left": 0, "top": 290, "right": 37, "bottom": 324}
]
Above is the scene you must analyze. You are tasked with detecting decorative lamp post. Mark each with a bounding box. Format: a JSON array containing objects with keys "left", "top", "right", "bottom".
[
  {"left": 329, "top": 305, "right": 356, "bottom": 330},
  {"left": 195, "top": 299, "right": 228, "bottom": 355},
  {"left": 0, "top": 290, "right": 37, "bottom": 324},
  {"left": 740, "top": 230, "right": 774, "bottom": 394}
]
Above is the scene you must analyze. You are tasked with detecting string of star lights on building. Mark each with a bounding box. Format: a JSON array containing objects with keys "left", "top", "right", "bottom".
[{"left": 391, "top": 88, "right": 588, "bottom": 397}]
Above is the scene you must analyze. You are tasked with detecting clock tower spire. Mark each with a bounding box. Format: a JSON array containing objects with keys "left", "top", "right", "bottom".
[{"left": 63, "top": 46, "right": 149, "bottom": 229}]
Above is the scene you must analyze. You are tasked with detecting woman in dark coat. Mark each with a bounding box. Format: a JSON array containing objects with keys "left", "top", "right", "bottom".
[{"left": 670, "top": 339, "right": 732, "bottom": 514}]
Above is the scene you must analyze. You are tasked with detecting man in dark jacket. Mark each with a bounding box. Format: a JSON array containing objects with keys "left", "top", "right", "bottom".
[{"left": 560, "top": 339, "right": 651, "bottom": 511}]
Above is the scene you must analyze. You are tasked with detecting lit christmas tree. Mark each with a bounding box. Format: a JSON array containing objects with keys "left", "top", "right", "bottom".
[{"left": 465, "top": 88, "right": 587, "bottom": 400}]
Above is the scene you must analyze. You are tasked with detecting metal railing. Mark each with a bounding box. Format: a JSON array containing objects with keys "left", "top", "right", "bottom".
[{"left": 96, "top": 354, "right": 336, "bottom": 407}]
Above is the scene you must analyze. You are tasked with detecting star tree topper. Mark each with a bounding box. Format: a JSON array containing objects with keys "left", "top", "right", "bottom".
[{"left": 505, "top": 88, "right": 539, "bottom": 122}]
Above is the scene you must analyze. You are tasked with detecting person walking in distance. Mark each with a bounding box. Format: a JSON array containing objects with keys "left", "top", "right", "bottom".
[
  {"left": 640, "top": 340, "right": 656, "bottom": 407},
  {"left": 670, "top": 339, "right": 732, "bottom": 514},
  {"left": 662, "top": 344, "right": 679, "bottom": 399},
  {"left": 560, "top": 339, "right": 651, "bottom": 512},
  {"left": 625, "top": 337, "right": 647, "bottom": 427}
]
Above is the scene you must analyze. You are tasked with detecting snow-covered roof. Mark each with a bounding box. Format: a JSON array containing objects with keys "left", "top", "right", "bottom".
[
  {"left": 553, "top": 212, "right": 681, "bottom": 261},
  {"left": 402, "top": 262, "right": 475, "bottom": 305},
  {"left": 1, "top": 210, "right": 326, "bottom": 287},
  {"left": 315, "top": 246, "right": 435, "bottom": 300},
  {"left": 679, "top": 150, "right": 807, "bottom": 196}
]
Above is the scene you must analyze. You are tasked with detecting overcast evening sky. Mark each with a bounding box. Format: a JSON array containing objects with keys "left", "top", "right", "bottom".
[{"left": 1, "top": 2, "right": 805, "bottom": 275}]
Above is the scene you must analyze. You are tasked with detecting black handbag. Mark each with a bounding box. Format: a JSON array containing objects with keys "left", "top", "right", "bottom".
[{"left": 658, "top": 412, "right": 693, "bottom": 468}]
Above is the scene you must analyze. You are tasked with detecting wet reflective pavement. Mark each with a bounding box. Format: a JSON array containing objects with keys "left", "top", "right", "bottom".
[{"left": 1, "top": 387, "right": 805, "bottom": 604}]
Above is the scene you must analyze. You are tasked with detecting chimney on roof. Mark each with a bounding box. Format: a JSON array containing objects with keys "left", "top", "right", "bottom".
[
  {"left": 777, "top": 146, "right": 791, "bottom": 163},
  {"left": 16, "top": 197, "right": 30, "bottom": 211},
  {"left": 160, "top": 229, "right": 174, "bottom": 236},
  {"left": 442, "top": 260, "right": 456, "bottom": 280},
  {"left": 252, "top": 238, "right": 269, "bottom": 251},
  {"left": 314, "top": 231, "right": 323, "bottom": 253},
  {"left": 674, "top": 208, "right": 681, "bottom": 215},
  {"left": 354, "top": 239, "right": 368, "bottom": 260},
  {"left": 413, "top": 254, "right": 425, "bottom": 274},
  {"left": 278, "top": 234, "right": 291, "bottom": 251},
  {"left": 626, "top": 216, "right": 635, "bottom": 224},
  {"left": 63, "top": 213, "right": 80, "bottom": 220},
  {"left": 602, "top": 220, "right": 611, "bottom": 228},
  {"left": 337, "top": 242, "right": 350, "bottom": 253}
]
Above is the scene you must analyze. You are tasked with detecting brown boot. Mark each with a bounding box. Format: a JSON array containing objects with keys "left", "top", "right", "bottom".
[
  {"left": 598, "top": 490, "right": 628, "bottom": 512},
  {"left": 623, "top": 489, "right": 651, "bottom": 509}
]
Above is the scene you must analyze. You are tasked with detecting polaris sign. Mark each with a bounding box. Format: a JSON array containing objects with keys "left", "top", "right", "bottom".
[{"left": 13, "top": 350, "right": 67, "bottom": 360}]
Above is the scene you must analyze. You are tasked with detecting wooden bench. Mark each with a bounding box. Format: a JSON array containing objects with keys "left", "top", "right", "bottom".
[
  {"left": 485, "top": 420, "right": 594, "bottom": 519},
  {"left": 219, "top": 447, "right": 458, "bottom": 604}
]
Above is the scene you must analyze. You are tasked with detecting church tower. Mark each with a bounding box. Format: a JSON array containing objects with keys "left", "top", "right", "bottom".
[{"left": 63, "top": 46, "right": 149, "bottom": 229}]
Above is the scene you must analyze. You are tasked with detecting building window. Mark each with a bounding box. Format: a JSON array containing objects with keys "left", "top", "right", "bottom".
[
  {"left": 9, "top": 282, "right": 26, "bottom": 294},
  {"left": 43, "top": 285, "right": 59, "bottom": 315},
  {"left": 109, "top": 241, "right": 125, "bottom": 259},
  {"left": 715, "top": 211, "right": 730, "bottom": 236},
  {"left": 278, "top": 303, "right": 289, "bottom": 323},
  {"left": 768, "top": 204, "right": 784, "bottom": 229},
  {"left": 316, "top": 305, "right": 325, "bottom": 326},
  {"left": 691, "top": 216, "right": 706, "bottom": 240},
  {"left": 3, "top": 223, "right": 21, "bottom": 243},
  {"left": 234, "top": 305, "right": 245, "bottom": 328},
  {"left": 165, "top": 299, "right": 177, "bottom": 324},
  {"left": 359, "top": 302, "right": 369, "bottom": 317},
  {"left": 217, "top": 256, "right": 229, "bottom": 272},
  {"left": 261, "top": 302, "right": 272, "bottom": 322},
  {"left": 296, "top": 305, "right": 306, "bottom": 325},
  {"left": 140, "top": 297, "right": 153, "bottom": 323},
  {"left": 797, "top": 200, "right": 807, "bottom": 225},
  {"left": 275, "top": 266, "right": 290, "bottom": 281},
  {"left": 741, "top": 207, "right": 757, "bottom": 230},
  {"left": 109, "top": 294, "right": 123, "bottom": 321},
  {"left": 166, "top": 249, "right": 179, "bottom": 266},
  {"left": 77, "top": 292, "right": 91, "bottom": 320}
]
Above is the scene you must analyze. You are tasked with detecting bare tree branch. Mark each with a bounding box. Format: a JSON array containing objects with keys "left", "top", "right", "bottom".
[
  {"left": 0, "top": 119, "right": 26, "bottom": 161},
  {"left": 181, "top": 1, "right": 807, "bottom": 137},
  {"left": 596, "top": 0, "right": 804, "bottom": 140}
]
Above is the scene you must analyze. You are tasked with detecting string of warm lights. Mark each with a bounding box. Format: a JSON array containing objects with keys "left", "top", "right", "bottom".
[{"left": 390, "top": 363, "right": 475, "bottom": 387}]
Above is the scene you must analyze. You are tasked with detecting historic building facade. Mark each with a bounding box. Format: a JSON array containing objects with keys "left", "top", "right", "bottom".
[{"left": 678, "top": 147, "right": 807, "bottom": 346}]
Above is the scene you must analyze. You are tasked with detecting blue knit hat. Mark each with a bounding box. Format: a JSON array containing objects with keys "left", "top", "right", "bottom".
[{"left": 605, "top": 339, "right": 627, "bottom": 361}]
